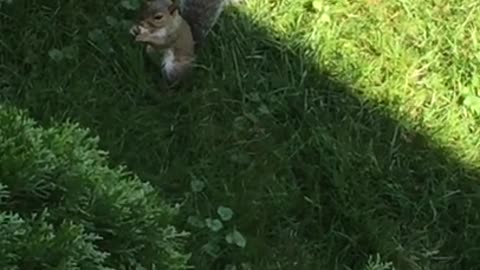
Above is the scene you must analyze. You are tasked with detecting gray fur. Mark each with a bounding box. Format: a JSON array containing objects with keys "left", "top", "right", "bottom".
[{"left": 179, "top": 0, "right": 226, "bottom": 47}]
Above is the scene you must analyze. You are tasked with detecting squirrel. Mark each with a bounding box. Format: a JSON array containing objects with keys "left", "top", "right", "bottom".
[{"left": 130, "top": 0, "right": 239, "bottom": 85}]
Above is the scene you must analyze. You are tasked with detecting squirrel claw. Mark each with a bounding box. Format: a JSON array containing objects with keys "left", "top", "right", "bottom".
[
  {"left": 130, "top": 25, "right": 149, "bottom": 37},
  {"left": 129, "top": 25, "right": 140, "bottom": 36},
  {"left": 130, "top": 25, "right": 152, "bottom": 44}
]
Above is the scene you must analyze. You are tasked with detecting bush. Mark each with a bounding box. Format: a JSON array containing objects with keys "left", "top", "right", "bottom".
[{"left": 0, "top": 105, "right": 190, "bottom": 270}]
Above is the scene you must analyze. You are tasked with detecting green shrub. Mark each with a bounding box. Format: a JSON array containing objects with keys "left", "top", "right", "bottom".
[{"left": 0, "top": 105, "right": 190, "bottom": 270}]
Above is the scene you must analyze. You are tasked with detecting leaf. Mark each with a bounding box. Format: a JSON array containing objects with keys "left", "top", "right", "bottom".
[
  {"left": 48, "top": 49, "right": 64, "bottom": 62},
  {"left": 248, "top": 92, "right": 261, "bottom": 102},
  {"left": 472, "top": 75, "right": 480, "bottom": 87},
  {"left": 225, "top": 265, "right": 237, "bottom": 270},
  {"left": 463, "top": 94, "right": 480, "bottom": 113},
  {"left": 217, "top": 206, "right": 233, "bottom": 221},
  {"left": 258, "top": 104, "right": 270, "bottom": 114},
  {"left": 202, "top": 241, "right": 221, "bottom": 257},
  {"left": 88, "top": 29, "right": 103, "bottom": 42},
  {"left": 120, "top": 0, "right": 140, "bottom": 10},
  {"left": 205, "top": 218, "right": 223, "bottom": 232},
  {"left": 105, "top": 16, "right": 119, "bottom": 27},
  {"left": 225, "top": 232, "right": 234, "bottom": 244},
  {"left": 241, "top": 263, "right": 252, "bottom": 270},
  {"left": 243, "top": 112, "right": 258, "bottom": 123},
  {"left": 312, "top": 0, "right": 323, "bottom": 12},
  {"left": 190, "top": 180, "right": 205, "bottom": 193},
  {"left": 230, "top": 152, "right": 250, "bottom": 164},
  {"left": 320, "top": 13, "right": 331, "bottom": 23},
  {"left": 62, "top": 45, "right": 79, "bottom": 60},
  {"left": 187, "top": 216, "right": 204, "bottom": 228},
  {"left": 225, "top": 229, "right": 247, "bottom": 248}
]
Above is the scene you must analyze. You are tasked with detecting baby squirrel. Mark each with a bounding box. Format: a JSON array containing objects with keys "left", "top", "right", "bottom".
[{"left": 130, "top": 0, "right": 237, "bottom": 84}]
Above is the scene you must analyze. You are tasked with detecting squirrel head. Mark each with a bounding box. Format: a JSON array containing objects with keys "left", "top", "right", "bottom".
[{"left": 136, "top": 0, "right": 180, "bottom": 32}]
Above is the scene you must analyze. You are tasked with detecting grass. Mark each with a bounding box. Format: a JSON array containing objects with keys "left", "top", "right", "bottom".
[{"left": 1, "top": 0, "right": 480, "bottom": 269}]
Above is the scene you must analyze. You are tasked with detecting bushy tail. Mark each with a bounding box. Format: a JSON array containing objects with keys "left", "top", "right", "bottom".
[{"left": 179, "top": 0, "right": 226, "bottom": 48}]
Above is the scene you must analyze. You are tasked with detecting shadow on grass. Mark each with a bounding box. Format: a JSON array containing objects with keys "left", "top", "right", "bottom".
[{"left": 1, "top": 1, "right": 479, "bottom": 269}]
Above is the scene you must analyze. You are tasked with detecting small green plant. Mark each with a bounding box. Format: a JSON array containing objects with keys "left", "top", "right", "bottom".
[
  {"left": 187, "top": 178, "right": 247, "bottom": 263},
  {"left": 48, "top": 46, "right": 79, "bottom": 62},
  {"left": 460, "top": 77, "right": 480, "bottom": 116}
]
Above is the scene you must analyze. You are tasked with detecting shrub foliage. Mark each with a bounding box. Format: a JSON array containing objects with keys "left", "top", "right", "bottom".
[{"left": 0, "top": 105, "right": 190, "bottom": 270}]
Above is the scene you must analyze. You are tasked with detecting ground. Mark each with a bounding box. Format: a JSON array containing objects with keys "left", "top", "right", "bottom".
[{"left": 1, "top": 0, "right": 479, "bottom": 269}]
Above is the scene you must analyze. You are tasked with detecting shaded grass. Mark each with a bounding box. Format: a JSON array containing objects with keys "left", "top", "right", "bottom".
[{"left": 1, "top": 0, "right": 480, "bottom": 269}]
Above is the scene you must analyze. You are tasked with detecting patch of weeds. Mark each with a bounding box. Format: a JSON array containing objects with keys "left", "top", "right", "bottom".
[{"left": 184, "top": 176, "right": 250, "bottom": 269}]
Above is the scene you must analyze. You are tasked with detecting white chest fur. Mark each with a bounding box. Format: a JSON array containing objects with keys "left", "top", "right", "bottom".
[{"left": 162, "top": 49, "right": 176, "bottom": 75}]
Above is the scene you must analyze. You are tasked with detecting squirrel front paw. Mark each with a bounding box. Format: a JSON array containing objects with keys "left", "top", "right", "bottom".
[
  {"left": 135, "top": 33, "right": 152, "bottom": 43},
  {"left": 130, "top": 25, "right": 149, "bottom": 37},
  {"left": 129, "top": 25, "right": 141, "bottom": 36}
]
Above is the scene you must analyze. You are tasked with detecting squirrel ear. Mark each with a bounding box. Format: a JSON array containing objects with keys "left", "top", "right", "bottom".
[
  {"left": 168, "top": 0, "right": 179, "bottom": 14},
  {"left": 143, "top": 0, "right": 154, "bottom": 7}
]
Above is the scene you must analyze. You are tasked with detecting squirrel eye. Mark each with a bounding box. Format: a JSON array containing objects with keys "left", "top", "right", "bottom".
[{"left": 153, "top": 14, "right": 164, "bottom": 20}]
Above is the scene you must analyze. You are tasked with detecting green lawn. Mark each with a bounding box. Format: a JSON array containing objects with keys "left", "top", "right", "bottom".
[{"left": 1, "top": 0, "right": 480, "bottom": 269}]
